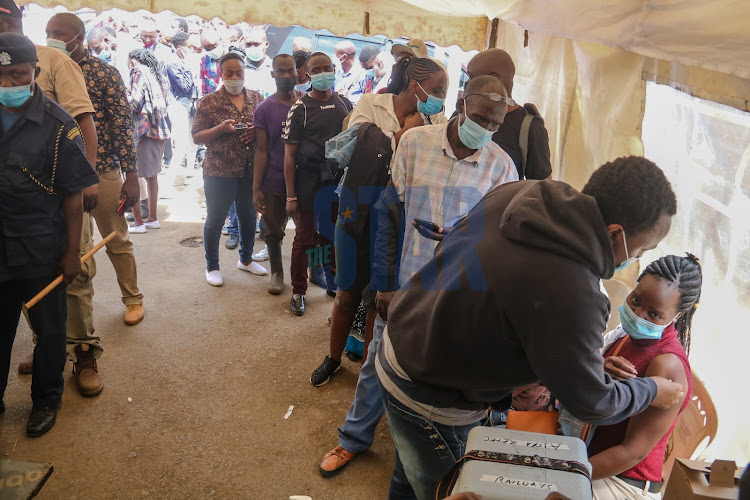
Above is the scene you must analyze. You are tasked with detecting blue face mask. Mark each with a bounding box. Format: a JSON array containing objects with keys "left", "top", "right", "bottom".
[
  {"left": 295, "top": 82, "right": 311, "bottom": 92},
  {"left": 47, "top": 37, "right": 77, "bottom": 57},
  {"left": 366, "top": 69, "right": 375, "bottom": 79},
  {"left": 0, "top": 84, "right": 33, "bottom": 108},
  {"left": 310, "top": 72, "right": 335, "bottom": 91},
  {"left": 618, "top": 302, "right": 674, "bottom": 341},
  {"left": 96, "top": 49, "right": 112, "bottom": 63},
  {"left": 458, "top": 113, "right": 495, "bottom": 149},
  {"left": 416, "top": 82, "right": 444, "bottom": 116},
  {"left": 614, "top": 229, "right": 637, "bottom": 272}
]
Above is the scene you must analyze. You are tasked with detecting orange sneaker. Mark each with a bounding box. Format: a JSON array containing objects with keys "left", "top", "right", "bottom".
[{"left": 319, "top": 446, "right": 357, "bottom": 477}]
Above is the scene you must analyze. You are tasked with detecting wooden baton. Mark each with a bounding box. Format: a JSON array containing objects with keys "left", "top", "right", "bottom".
[{"left": 23, "top": 231, "right": 116, "bottom": 310}]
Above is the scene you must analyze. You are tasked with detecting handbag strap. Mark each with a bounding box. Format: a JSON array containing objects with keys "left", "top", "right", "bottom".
[
  {"left": 435, "top": 449, "right": 592, "bottom": 499},
  {"left": 611, "top": 335, "right": 629, "bottom": 357}
]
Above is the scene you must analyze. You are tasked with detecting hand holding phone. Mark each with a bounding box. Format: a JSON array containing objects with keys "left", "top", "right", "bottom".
[
  {"left": 232, "top": 123, "right": 248, "bottom": 130},
  {"left": 414, "top": 218, "right": 444, "bottom": 240},
  {"left": 116, "top": 197, "right": 128, "bottom": 216}
]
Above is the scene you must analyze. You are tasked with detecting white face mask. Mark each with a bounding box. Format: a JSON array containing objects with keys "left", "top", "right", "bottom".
[
  {"left": 47, "top": 37, "right": 78, "bottom": 57},
  {"left": 223, "top": 79, "right": 244, "bottom": 95}
]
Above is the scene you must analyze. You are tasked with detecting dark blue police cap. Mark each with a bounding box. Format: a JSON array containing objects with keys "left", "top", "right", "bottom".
[{"left": 0, "top": 32, "right": 38, "bottom": 65}]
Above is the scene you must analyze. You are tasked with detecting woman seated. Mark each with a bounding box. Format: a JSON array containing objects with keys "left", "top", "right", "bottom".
[{"left": 588, "top": 254, "right": 703, "bottom": 499}]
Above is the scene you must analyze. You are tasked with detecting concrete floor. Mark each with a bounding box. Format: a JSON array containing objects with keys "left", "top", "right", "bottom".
[{"left": 0, "top": 172, "right": 394, "bottom": 499}]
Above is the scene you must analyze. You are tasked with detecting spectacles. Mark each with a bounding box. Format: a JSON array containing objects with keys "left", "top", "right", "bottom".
[{"left": 464, "top": 93, "right": 516, "bottom": 107}]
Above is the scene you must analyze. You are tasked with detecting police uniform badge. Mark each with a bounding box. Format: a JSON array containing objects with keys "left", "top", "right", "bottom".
[{"left": 0, "top": 52, "right": 11, "bottom": 65}]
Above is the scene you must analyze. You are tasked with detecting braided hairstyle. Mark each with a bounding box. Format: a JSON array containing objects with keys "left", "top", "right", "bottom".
[
  {"left": 386, "top": 55, "right": 443, "bottom": 95},
  {"left": 640, "top": 253, "right": 702, "bottom": 355},
  {"left": 128, "top": 48, "right": 164, "bottom": 93}
]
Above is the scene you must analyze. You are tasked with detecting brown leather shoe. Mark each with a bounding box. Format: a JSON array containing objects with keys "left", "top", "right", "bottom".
[
  {"left": 124, "top": 304, "right": 144, "bottom": 325},
  {"left": 17, "top": 353, "right": 33, "bottom": 375},
  {"left": 319, "top": 446, "right": 357, "bottom": 477},
  {"left": 73, "top": 345, "right": 103, "bottom": 397}
]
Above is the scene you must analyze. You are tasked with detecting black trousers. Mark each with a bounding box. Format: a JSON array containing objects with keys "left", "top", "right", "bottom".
[{"left": 0, "top": 276, "right": 67, "bottom": 407}]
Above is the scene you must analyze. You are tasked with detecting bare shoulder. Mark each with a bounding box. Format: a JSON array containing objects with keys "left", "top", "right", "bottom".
[{"left": 645, "top": 353, "right": 688, "bottom": 384}]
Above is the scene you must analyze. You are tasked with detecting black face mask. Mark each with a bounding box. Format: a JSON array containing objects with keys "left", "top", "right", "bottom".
[{"left": 275, "top": 76, "right": 297, "bottom": 93}]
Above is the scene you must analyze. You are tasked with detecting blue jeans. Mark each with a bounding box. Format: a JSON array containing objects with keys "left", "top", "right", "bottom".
[
  {"left": 338, "top": 314, "right": 387, "bottom": 453},
  {"left": 381, "top": 385, "right": 484, "bottom": 500},
  {"left": 204, "top": 174, "right": 256, "bottom": 271},
  {"left": 226, "top": 202, "right": 239, "bottom": 236}
]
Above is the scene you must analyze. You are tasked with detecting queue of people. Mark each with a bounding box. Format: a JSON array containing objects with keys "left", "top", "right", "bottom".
[{"left": 0, "top": 4, "right": 715, "bottom": 500}]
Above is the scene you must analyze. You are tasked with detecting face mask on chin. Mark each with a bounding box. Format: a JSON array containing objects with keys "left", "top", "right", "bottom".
[{"left": 614, "top": 228, "right": 638, "bottom": 272}]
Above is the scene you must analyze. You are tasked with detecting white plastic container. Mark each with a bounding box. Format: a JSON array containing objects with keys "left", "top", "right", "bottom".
[{"left": 449, "top": 427, "right": 593, "bottom": 499}]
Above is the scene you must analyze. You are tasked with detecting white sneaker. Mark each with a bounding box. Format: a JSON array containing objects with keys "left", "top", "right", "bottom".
[
  {"left": 128, "top": 224, "right": 146, "bottom": 234},
  {"left": 252, "top": 245, "right": 269, "bottom": 262},
  {"left": 144, "top": 220, "right": 160, "bottom": 229},
  {"left": 205, "top": 270, "right": 223, "bottom": 286},
  {"left": 237, "top": 260, "right": 268, "bottom": 276}
]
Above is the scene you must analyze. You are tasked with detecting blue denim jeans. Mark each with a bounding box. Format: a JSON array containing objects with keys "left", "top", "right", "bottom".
[
  {"left": 204, "top": 174, "right": 256, "bottom": 271},
  {"left": 381, "top": 385, "right": 484, "bottom": 500},
  {"left": 338, "top": 314, "right": 387, "bottom": 453},
  {"left": 226, "top": 202, "right": 239, "bottom": 236}
]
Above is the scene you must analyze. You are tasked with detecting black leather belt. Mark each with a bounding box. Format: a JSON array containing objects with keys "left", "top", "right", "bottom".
[{"left": 616, "top": 474, "right": 663, "bottom": 493}]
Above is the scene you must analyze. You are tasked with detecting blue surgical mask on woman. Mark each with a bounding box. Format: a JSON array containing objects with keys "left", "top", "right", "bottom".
[
  {"left": 615, "top": 229, "right": 637, "bottom": 272},
  {"left": 458, "top": 105, "right": 495, "bottom": 150},
  {"left": 295, "top": 82, "right": 311, "bottom": 92},
  {"left": 416, "top": 82, "right": 444, "bottom": 116},
  {"left": 310, "top": 72, "right": 335, "bottom": 91},
  {"left": 0, "top": 84, "right": 33, "bottom": 108},
  {"left": 618, "top": 301, "right": 676, "bottom": 340}
]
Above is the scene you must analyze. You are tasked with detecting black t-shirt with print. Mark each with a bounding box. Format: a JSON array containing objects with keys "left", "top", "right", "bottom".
[{"left": 283, "top": 93, "right": 352, "bottom": 208}]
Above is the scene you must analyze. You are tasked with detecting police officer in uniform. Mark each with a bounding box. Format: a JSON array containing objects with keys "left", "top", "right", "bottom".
[{"left": 0, "top": 33, "right": 98, "bottom": 437}]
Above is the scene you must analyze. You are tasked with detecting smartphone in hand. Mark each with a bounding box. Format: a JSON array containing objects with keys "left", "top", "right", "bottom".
[
  {"left": 232, "top": 123, "right": 248, "bottom": 130},
  {"left": 414, "top": 218, "right": 443, "bottom": 239},
  {"left": 116, "top": 197, "right": 128, "bottom": 216}
]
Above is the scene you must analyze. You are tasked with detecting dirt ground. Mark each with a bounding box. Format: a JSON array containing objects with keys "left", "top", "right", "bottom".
[{"left": 0, "top": 172, "right": 395, "bottom": 499}]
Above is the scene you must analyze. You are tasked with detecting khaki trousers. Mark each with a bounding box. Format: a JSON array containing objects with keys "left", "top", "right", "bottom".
[
  {"left": 65, "top": 211, "right": 101, "bottom": 361},
  {"left": 89, "top": 169, "right": 143, "bottom": 305}
]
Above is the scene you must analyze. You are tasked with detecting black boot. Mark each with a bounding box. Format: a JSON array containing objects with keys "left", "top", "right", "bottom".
[
  {"left": 27, "top": 400, "right": 61, "bottom": 438},
  {"left": 267, "top": 242, "right": 284, "bottom": 295}
]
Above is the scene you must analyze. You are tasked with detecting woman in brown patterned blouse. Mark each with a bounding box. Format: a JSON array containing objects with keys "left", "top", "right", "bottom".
[{"left": 192, "top": 51, "right": 268, "bottom": 286}]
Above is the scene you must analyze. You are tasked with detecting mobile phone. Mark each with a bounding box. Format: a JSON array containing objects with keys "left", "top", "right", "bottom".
[
  {"left": 414, "top": 218, "right": 441, "bottom": 234},
  {"left": 232, "top": 123, "right": 248, "bottom": 130},
  {"left": 116, "top": 198, "right": 128, "bottom": 216}
]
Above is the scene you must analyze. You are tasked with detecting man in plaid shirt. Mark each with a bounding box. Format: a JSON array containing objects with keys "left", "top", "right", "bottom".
[{"left": 199, "top": 30, "right": 222, "bottom": 97}]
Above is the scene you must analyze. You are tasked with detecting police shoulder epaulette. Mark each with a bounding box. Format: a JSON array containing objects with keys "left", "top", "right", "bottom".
[{"left": 43, "top": 98, "right": 78, "bottom": 126}]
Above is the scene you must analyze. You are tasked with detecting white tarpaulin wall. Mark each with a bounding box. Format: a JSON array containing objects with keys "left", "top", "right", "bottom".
[{"left": 21, "top": 0, "right": 750, "bottom": 462}]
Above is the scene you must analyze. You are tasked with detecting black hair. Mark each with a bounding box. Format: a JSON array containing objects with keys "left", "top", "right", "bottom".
[
  {"left": 171, "top": 31, "right": 189, "bottom": 48},
  {"left": 386, "top": 55, "right": 442, "bottom": 95},
  {"left": 128, "top": 48, "right": 163, "bottom": 92},
  {"left": 173, "top": 17, "right": 188, "bottom": 32},
  {"left": 307, "top": 51, "right": 331, "bottom": 70},
  {"left": 292, "top": 49, "right": 310, "bottom": 69},
  {"left": 220, "top": 48, "right": 245, "bottom": 68},
  {"left": 359, "top": 43, "right": 380, "bottom": 64},
  {"left": 640, "top": 253, "right": 702, "bottom": 355},
  {"left": 272, "top": 53, "right": 294, "bottom": 69},
  {"left": 582, "top": 156, "right": 677, "bottom": 235}
]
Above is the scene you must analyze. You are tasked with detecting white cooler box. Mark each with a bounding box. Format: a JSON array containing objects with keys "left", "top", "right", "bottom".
[{"left": 447, "top": 427, "right": 593, "bottom": 499}]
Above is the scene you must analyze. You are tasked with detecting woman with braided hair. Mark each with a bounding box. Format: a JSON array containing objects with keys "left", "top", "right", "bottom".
[
  {"left": 127, "top": 48, "right": 170, "bottom": 233},
  {"left": 587, "top": 253, "right": 703, "bottom": 499}
]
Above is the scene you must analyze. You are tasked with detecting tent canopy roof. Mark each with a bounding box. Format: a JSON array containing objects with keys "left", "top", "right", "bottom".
[{"left": 23, "top": 0, "right": 750, "bottom": 80}]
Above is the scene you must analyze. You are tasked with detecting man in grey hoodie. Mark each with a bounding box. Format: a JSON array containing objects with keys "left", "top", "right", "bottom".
[{"left": 376, "top": 156, "right": 686, "bottom": 499}]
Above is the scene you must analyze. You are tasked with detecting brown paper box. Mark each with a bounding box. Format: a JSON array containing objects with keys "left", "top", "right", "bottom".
[{"left": 663, "top": 458, "right": 745, "bottom": 500}]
